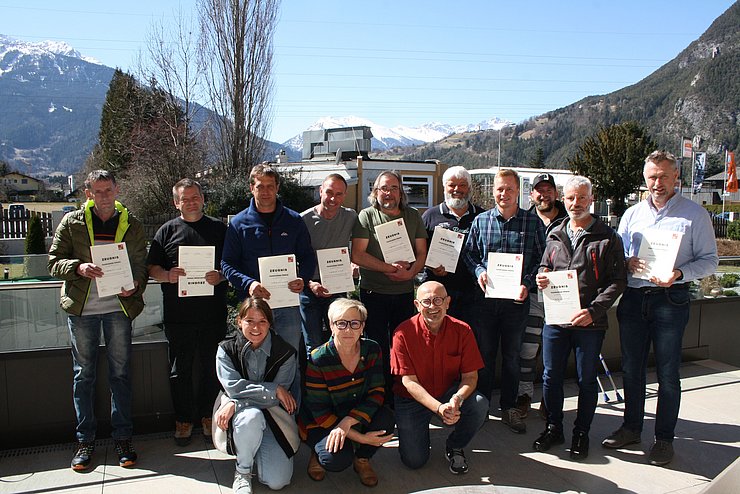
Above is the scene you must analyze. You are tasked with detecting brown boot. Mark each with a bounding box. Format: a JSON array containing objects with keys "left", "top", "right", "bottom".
[
  {"left": 307, "top": 451, "right": 325, "bottom": 481},
  {"left": 353, "top": 457, "right": 378, "bottom": 487}
]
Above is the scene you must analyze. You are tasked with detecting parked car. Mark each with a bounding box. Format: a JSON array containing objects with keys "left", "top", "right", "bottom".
[
  {"left": 61, "top": 205, "right": 76, "bottom": 214},
  {"left": 8, "top": 203, "right": 26, "bottom": 219},
  {"left": 714, "top": 212, "right": 735, "bottom": 221}
]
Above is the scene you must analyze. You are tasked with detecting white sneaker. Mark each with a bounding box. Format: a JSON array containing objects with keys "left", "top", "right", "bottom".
[{"left": 233, "top": 471, "right": 252, "bottom": 494}]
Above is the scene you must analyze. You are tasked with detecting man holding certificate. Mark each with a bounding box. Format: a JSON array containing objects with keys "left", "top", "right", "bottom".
[
  {"left": 147, "top": 178, "right": 228, "bottom": 446},
  {"left": 603, "top": 151, "right": 718, "bottom": 466},
  {"left": 463, "top": 169, "right": 545, "bottom": 434},
  {"left": 48, "top": 170, "right": 147, "bottom": 471},
  {"left": 422, "top": 166, "right": 485, "bottom": 323},
  {"left": 300, "top": 174, "right": 358, "bottom": 353},
  {"left": 533, "top": 176, "right": 626, "bottom": 460},
  {"left": 352, "top": 170, "right": 428, "bottom": 392},
  {"left": 221, "top": 165, "right": 316, "bottom": 355}
]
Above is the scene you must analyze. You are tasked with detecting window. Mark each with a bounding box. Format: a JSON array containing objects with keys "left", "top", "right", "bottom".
[{"left": 402, "top": 175, "right": 432, "bottom": 209}]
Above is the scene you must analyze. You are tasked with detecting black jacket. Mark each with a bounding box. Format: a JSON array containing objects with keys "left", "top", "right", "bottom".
[{"left": 539, "top": 216, "right": 627, "bottom": 329}]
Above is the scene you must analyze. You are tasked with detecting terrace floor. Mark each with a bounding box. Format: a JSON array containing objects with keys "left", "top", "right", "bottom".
[{"left": 1, "top": 359, "right": 739, "bottom": 494}]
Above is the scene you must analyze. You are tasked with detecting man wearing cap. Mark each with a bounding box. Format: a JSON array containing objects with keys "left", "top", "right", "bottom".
[
  {"left": 300, "top": 173, "right": 358, "bottom": 353},
  {"left": 602, "top": 151, "right": 718, "bottom": 466},
  {"left": 516, "top": 172, "right": 568, "bottom": 418},
  {"left": 421, "top": 166, "right": 485, "bottom": 323}
]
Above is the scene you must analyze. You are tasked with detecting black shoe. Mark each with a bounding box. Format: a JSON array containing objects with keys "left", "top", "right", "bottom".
[
  {"left": 648, "top": 440, "right": 674, "bottom": 466},
  {"left": 114, "top": 439, "right": 138, "bottom": 468},
  {"left": 533, "top": 424, "right": 565, "bottom": 452},
  {"left": 570, "top": 430, "right": 590, "bottom": 460},
  {"left": 445, "top": 447, "right": 469, "bottom": 475},
  {"left": 71, "top": 441, "right": 95, "bottom": 471}
]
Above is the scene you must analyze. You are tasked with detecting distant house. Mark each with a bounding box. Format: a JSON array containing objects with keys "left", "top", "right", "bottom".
[{"left": 1, "top": 172, "right": 42, "bottom": 197}]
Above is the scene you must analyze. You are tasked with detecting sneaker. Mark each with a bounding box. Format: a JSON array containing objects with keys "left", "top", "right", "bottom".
[
  {"left": 445, "top": 447, "right": 469, "bottom": 475},
  {"left": 233, "top": 471, "right": 253, "bottom": 494},
  {"left": 533, "top": 424, "right": 565, "bottom": 452},
  {"left": 602, "top": 427, "right": 641, "bottom": 449},
  {"left": 502, "top": 408, "right": 526, "bottom": 434},
  {"left": 570, "top": 430, "right": 589, "bottom": 460},
  {"left": 174, "top": 421, "right": 193, "bottom": 446},
  {"left": 201, "top": 417, "right": 213, "bottom": 438},
  {"left": 114, "top": 438, "right": 137, "bottom": 468},
  {"left": 71, "top": 441, "right": 95, "bottom": 471},
  {"left": 516, "top": 394, "right": 532, "bottom": 419},
  {"left": 307, "top": 451, "right": 325, "bottom": 481},
  {"left": 648, "top": 440, "right": 674, "bottom": 466},
  {"left": 353, "top": 457, "right": 378, "bottom": 487}
]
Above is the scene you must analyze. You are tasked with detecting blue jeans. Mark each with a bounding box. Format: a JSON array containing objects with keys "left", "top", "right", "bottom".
[
  {"left": 232, "top": 407, "right": 293, "bottom": 489},
  {"left": 471, "top": 296, "right": 529, "bottom": 410},
  {"left": 68, "top": 312, "right": 133, "bottom": 442},
  {"left": 272, "top": 306, "right": 303, "bottom": 406},
  {"left": 360, "top": 289, "right": 416, "bottom": 392},
  {"left": 165, "top": 321, "right": 226, "bottom": 423},
  {"left": 306, "top": 406, "right": 395, "bottom": 469},
  {"left": 395, "top": 386, "right": 489, "bottom": 469},
  {"left": 542, "top": 324, "right": 605, "bottom": 433},
  {"left": 445, "top": 287, "right": 477, "bottom": 327},
  {"left": 617, "top": 286, "right": 690, "bottom": 442},
  {"left": 299, "top": 289, "right": 340, "bottom": 354}
]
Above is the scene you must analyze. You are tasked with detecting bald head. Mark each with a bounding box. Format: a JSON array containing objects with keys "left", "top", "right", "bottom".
[{"left": 414, "top": 281, "right": 450, "bottom": 333}]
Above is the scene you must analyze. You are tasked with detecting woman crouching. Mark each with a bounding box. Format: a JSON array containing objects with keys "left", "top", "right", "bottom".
[
  {"left": 214, "top": 297, "right": 298, "bottom": 493},
  {"left": 298, "top": 298, "right": 395, "bottom": 487}
]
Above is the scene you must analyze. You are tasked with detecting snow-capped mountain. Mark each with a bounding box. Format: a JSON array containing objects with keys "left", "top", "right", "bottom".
[
  {"left": 281, "top": 116, "right": 514, "bottom": 154},
  {"left": 0, "top": 34, "right": 101, "bottom": 76}
]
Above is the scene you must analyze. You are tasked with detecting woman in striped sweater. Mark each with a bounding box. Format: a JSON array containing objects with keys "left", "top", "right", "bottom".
[{"left": 298, "top": 298, "right": 395, "bottom": 487}]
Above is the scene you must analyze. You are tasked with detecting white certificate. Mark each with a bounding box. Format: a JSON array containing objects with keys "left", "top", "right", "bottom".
[
  {"left": 375, "top": 218, "right": 416, "bottom": 264},
  {"left": 258, "top": 254, "right": 299, "bottom": 309},
  {"left": 90, "top": 242, "right": 135, "bottom": 298},
  {"left": 542, "top": 270, "right": 582, "bottom": 325},
  {"left": 635, "top": 229, "right": 684, "bottom": 281},
  {"left": 485, "top": 252, "right": 523, "bottom": 299},
  {"left": 178, "top": 246, "right": 215, "bottom": 297},
  {"left": 425, "top": 227, "right": 465, "bottom": 273},
  {"left": 317, "top": 247, "right": 355, "bottom": 294}
]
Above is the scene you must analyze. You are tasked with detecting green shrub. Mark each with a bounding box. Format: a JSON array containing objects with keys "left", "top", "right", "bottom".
[
  {"left": 719, "top": 273, "right": 740, "bottom": 288},
  {"left": 722, "top": 290, "right": 738, "bottom": 297},
  {"left": 24, "top": 214, "right": 47, "bottom": 254},
  {"left": 728, "top": 221, "right": 740, "bottom": 241}
]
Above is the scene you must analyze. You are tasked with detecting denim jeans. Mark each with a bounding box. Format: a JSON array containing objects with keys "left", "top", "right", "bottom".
[
  {"left": 359, "top": 289, "right": 416, "bottom": 392},
  {"left": 471, "top": 296, "right": 529, "bottom": 410},
  {"left": 617, "top": 286, "right": 690, "bottom": 442},
  {"left": 232, "top": 407, "right": 293, "bottom": 490},
  {"left": 395, "top": 385, "right": 489, "bottom": 469},
  {"left": 272, "top": 306, "right": 303, "bottom": 406},
  {"left": 542, "top": 324, "right": 605, "bottom": 433},
  {"left": 165, "top": 321, "right": 226, "bottom": 423},
  {"left": 444, "top": 287, "right": 477, "bottom": 327},
  {"left": 306, "top": 406, "right": 395, "bottom": 470},
  {"left": 299, "top": 289, "right": 340, "bottom": 354},
  {"left": 68, "top": 312, "right": 133, "bottom": 442}
]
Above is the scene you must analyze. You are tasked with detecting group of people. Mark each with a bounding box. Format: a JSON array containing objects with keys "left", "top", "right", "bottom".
[{"left": 47, "top": 149, "right": 718, "bottom": 493}]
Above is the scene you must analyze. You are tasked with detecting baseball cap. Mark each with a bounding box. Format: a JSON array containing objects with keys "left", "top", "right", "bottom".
[{"left": 532, "top": 173, "right": 556, "bottom": 189}]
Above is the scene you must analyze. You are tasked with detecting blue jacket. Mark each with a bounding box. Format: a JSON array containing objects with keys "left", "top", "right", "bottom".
[{"left": 221, "top": 198, "right": 316, "bottom": 300}]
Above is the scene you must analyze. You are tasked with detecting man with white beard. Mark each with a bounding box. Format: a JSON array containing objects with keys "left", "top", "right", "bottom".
[{"left": 421, "top": 166, "right": 485, "bottom": 324}]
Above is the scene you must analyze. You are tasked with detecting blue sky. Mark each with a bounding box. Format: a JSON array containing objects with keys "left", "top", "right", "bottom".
[{"left": 0, "top": 1, "right": 735, "bottom": 142}]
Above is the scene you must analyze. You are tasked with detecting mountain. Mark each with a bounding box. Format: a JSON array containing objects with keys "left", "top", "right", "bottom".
[
  {"left": 0, "top": 35, "right": 114, "bottom": 175},
  {"left": 281, "top": 116, "right": 513, "bottom": 154},
  {"left": 0, "top": 35, "right": 292, "bottom": 176},
  {"left": 398, "top": 3, "right": 740, "bottom": 170}
]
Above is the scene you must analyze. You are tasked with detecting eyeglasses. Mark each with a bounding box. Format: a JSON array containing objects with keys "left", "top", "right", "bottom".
[
  {"left": 417, "top": 296, "right": 446, "bottom": 308},
  {"left": 377, "top": 185, "right": 400, "bottom": 193},
  {"left": 332, "top": 319, "right": 364, "bottom": 330}
]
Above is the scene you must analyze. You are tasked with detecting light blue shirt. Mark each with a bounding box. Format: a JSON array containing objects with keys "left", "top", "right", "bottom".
[
  {"left": 216, "top": 332, "right": 296, "bottom": 411},
  {"left": 617, "top": 193, "right": 719, "bottom": 288}
]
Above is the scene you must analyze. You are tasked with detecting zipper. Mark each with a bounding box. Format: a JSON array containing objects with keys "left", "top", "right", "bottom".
[{"left": 591, "top": 250, "right": 599, "bottom": 281}]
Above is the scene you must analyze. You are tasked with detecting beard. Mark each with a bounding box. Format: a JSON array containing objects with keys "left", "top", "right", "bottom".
[
  {"left": 445, "top": 192, "right": 470, "bottom": 210},
  {"left": 534, "top": 199, "right": 554, "bottom": 212}
]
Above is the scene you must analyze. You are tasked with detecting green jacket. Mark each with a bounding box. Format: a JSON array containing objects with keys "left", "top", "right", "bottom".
[{"left": 48, "top": 200, "right": 148, "bottom": 318}]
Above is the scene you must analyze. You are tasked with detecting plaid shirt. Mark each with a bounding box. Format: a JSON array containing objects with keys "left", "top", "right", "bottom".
[{"left": 463, "top": 206, "right": 546, "bottom": 291}]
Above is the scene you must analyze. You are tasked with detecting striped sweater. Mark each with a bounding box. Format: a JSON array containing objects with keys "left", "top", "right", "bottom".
[{"left": 298, "top": 337, "right": 385, "bottom": 439}]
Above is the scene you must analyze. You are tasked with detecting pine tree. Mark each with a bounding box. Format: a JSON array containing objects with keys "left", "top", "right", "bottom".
[{"left": 24, "top": 214, "right": 46, "bottom": 255}]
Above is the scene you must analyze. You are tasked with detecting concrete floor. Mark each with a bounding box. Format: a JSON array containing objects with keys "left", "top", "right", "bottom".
[{"left": 1, "top": 359, "right": 739, "bottom": 494}]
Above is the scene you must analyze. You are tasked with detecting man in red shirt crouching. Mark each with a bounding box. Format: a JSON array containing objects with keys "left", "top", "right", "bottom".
[{"left": 391, "top": 281, "right": 489, "bottom": 475}]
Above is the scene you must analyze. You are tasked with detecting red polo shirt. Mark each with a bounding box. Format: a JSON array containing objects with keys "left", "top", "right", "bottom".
[{"left": 391, "top": 314, "right": 484, "bottom": 400}]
